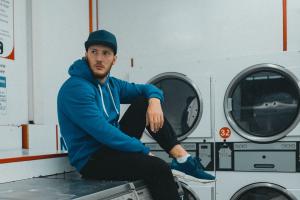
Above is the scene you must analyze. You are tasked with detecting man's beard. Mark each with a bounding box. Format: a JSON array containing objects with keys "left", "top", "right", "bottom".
[
  {"left": 86, "top": 57, "right": 112, "bottom": 80},
  {"left": 92, "top": 68, "right": 109, "bottom": 79}
]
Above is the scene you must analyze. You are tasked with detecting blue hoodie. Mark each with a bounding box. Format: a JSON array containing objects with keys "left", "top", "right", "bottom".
[{"left": 57, "top": 58, "right": 164, "bottom": 171}]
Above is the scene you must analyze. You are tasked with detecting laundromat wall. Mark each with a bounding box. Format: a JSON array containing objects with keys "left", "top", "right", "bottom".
[
  {"left": 0, "top": 0, "right": 30, "bottom": 150},
  {"left": 99, "top": 0, "right": 300, "bottom": 69},
  {"left": 0, "top": 0, "right": 89, "bottom": 153},
  {"left": 1, "top": 0, "right": 300, "bottom": 168}
]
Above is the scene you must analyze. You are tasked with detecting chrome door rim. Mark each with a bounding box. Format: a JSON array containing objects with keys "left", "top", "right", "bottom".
[
  {"left": 224, "top": 63, "right": 300, "bottom": 143},
  {"left": 230, "top": 182, "right": 298, "bottom": 200},
  {"left": 179, "top": 181, "right": 201, "bottom": 200},
  {"left": 147, "top": 72, "right": 203, "bottom": 141}
]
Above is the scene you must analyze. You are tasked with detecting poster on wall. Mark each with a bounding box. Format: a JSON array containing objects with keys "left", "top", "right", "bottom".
[
  {"left": 0, "top": 0, "right": 14, "bottom": 60},
  {"left": 0, "top": 64, "right": 6, "bottom": 115}
]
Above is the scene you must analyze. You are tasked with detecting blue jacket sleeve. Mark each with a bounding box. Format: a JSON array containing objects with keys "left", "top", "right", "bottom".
[
  {"left": 112, "top": 78, "right": 164, "bottom": 104},
  {"left": 59, "top": 80, "right": 150, "bottom": 154}
]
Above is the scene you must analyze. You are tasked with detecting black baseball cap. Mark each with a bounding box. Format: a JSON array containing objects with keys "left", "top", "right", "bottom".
[{"left": 84, "top": 29, "right": 117, "bottom": 54}]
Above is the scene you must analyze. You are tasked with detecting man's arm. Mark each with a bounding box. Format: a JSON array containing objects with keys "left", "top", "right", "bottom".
[
  {"left": 113, "top": 77, "right": 164, "bottom": 104},
  {"left": 58, "top": 80, "right": 150, "bottom": 154}
]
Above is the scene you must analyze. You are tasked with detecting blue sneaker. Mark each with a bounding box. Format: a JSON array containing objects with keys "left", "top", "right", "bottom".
[{"left": 170, "top": 156, "right": 215, "bottom": 182}]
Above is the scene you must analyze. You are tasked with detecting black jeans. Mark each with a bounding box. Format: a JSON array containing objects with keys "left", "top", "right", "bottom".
[{"left": 80, "top": 97, "right": 181, "bottom": 200}]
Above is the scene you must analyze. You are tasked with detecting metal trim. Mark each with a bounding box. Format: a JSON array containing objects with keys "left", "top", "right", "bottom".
[
  {"left": 224, "top": 63, "right": 300, "bottom": 143},
  {"left": 230, "top": 182, "right": 298, "bottom": 200},
  {"left": 147, "top": 72, "right": 203, "bottom": 141},
  {"left": 179, "top": 181, "right": 201, "bottom": 200}
]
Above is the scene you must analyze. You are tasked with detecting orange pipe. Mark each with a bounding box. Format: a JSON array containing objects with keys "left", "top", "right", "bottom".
[
  {"left": 96, "top": 0, "right": 99, "bottom": 30},
  {"left": 21, "top": 124, "right": 29, "bottom": 149},
  {"left": 0, "top": 153, "right": 68, "bottom": 164},
  {"left": 89, "top": 0, "right": 93, "bottom": 32},
  {"left": 282, "top": 0, "right": 287, "bottom": 51}
]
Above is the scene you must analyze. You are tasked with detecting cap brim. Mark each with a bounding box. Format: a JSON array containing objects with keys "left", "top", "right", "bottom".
[{"left": 85, "top": 40, "right": 116, "bottom": 54}]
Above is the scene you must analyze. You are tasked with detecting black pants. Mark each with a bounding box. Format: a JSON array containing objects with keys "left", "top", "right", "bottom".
[{"left": 80, "top": 97, "right": 181, "bottom": 200}]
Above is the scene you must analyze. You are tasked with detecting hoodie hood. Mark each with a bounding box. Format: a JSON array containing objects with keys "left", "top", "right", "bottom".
[{"left": 68, "top": 58, "right": 99, "bottom": 85}]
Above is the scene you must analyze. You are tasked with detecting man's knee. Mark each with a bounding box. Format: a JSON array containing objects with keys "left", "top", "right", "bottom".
[
  {"left": 150, "top": 157, "right": 172, "bottom": 174},
  {"left": 132, "top": 97, "right": 148, "bottom": 109}
]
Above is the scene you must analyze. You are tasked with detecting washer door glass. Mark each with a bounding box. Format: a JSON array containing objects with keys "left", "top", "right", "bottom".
[
  {"left": 148, "top": 72, "right": 202, "bottom": 141},
  {"left": 231, "top": 183, "right": 297, "bottom": 200},
  {"left": 225, "top": 64, "right": 300, "bottom": 142},
  {"left": 180, "top": 182, "right": 200, "bottom": 200}
]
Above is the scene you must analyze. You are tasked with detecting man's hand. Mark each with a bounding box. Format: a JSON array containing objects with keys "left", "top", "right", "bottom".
[
  {"left": 146, "top": 98, "right": 164, "bottom": 133},
  {"left": 148, "top": 152, "right": 155, "bottom": 156}
]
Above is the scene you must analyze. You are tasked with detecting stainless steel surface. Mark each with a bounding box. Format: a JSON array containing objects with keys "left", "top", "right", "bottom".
[{"left": 0, "top": 172, "right": 129, "bottom": 200}]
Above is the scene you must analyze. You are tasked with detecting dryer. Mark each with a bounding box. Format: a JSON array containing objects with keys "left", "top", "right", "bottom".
[
  {"left": 215, "top": 142, "right": 300, "bottom": 199},
  {"left": 216, "top": 171, "right": 300, "bottom": 200},
  {"left": 180, "top": 180, "right": 215, "bottom": 200},
  {"left": 144, "top": 142, "right": 215, "bottom": 200},
  {"left": 129, "top": 62, "right": 212, "bottom": 143},
  {"left": 212, "top": 52, "right": 300, "bottom": 143}
]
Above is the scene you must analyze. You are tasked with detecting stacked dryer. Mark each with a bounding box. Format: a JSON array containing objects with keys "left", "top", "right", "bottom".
[
  {"left": 211, "top": 52, "right": 300, "bottom": 200},
  {"left": 129, "top": 60, "right": 215, "bottom": 200}
]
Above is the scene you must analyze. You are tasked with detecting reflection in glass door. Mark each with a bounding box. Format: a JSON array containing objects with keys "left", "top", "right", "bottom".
[
  {"left": 224, "top": 64, "right": 300, "bottom": 142},
  {"left": 148, "top": 72, "right": 203, "bottom": 141}
]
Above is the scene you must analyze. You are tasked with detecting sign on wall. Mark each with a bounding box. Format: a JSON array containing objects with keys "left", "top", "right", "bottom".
[
  {"left": 0, "top": 64, "right": 6, "bottom": 115},
  {"left": 0, "top": 0, "right": 14, "bottom": 60}
]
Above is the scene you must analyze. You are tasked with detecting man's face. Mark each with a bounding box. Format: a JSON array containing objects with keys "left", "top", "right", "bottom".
[{"left": 85, "top": 44, "right": 116, "bottom": 81}]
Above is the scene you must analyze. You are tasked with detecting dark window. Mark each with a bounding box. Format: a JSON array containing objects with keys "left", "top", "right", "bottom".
[
  {"left": 0, "top": 41, "right": 3, "bottom": 54},
  {"left": 149, "top": 75, "right": 201, "bottom": 140},
  {"left": 235, "top": 186, "right": 294, "bottom": 200}
]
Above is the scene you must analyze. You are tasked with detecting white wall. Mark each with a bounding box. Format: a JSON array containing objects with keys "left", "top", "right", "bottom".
[
  {"left": 31, "top": 0, "right": 89, "bottom": 125},
  {"left": 99, "top": 0, "right": 300, "bottom": 73},
  {"left": 1, "top": 0, "right": 300, "bottom": 151},
  {"left": 288, "top": 0, "right": 300, "bottom": 51},
  {"left": 0, "top": 0, "right": 28, "bottom": 125},
  {"left": 0, "top": 0, "right": 29, "bottom": 149},
  {"left": 0, "top": 0, "right": 90, "bottom": 151}
]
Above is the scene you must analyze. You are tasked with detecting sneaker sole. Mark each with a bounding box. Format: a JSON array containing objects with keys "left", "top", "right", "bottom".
[{"left": 171, "top": 169, "right": 216, "bottom": 183}]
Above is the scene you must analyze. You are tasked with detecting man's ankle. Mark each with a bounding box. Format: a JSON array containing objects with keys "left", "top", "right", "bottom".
[{"left": 176, "top": 154, "right": 191, "bottom": 163}]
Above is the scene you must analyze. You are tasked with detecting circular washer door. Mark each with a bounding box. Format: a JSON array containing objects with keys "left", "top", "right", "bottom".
[
  {"left": 230, "top": 182, "right": 297, "bottom": 200},
  {"left": 180, "top": 181, "right": 200, "bottom": 200},
  {"left": 224, "top": 63, "right": 300, "bottom": 142},
  {"left": 147, "top": 72, "right": 203, "bottom": 141}
]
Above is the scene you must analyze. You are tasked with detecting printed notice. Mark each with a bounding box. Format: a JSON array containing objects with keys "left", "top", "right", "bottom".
[
  {"left": 0, "top": 0, "right": 14, "bottom": 59},
  {"left": 0, "top": 64, "right": 6, "bottom": 115}
]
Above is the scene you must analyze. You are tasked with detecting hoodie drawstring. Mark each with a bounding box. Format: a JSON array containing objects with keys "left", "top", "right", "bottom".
[{"left": 98, "top": 83, "right": 119, "bottom": 118}]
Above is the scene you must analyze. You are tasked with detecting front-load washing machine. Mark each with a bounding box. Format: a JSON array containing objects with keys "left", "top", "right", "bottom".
[
  {"left": 128, "top": 62, "right": 216, "bottom": 199},
  {"left": 129, "top": 62, "right": 212, "bottom": 143},
  {"left": 180, "top": 180, "right": 215, "bottom": 200},
  {"left": 212, "top": 52, "right": 300, "bottom": 143},
  {"left": 215, "top": 140, "right": 300, "bottom": 199},
  {"left": 143, "top": 141, "right": 216, "bottom": 200},
  {"left": 216, "top": 171, "right": 300, "bottom": 200}
]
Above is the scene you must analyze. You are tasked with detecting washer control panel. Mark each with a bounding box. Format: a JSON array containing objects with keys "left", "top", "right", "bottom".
[
  {"left": 145, "top": 142, "right": 214, "bottom": 171},
  {"left": 216, "top": 141, "right": 299, "bottom": 172}
]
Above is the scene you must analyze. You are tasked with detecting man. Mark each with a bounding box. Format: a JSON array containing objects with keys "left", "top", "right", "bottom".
[{"left": 57, "top": 29, "right": 215, "bottom": 200}]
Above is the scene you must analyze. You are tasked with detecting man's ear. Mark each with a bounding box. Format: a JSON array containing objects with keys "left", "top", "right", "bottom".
[{"left": 112, "top": 55, "right": 117, "bottom": 65}]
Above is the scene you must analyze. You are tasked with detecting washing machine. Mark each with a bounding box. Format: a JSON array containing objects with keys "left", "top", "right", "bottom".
[
  {"left": 216, "top": 171, "right": 300, "bottom": 200},
  {"left": 215, "top": 140, "right": 300, "bottom": 199},
  {"left": 179, "top": 180, "right": 215, "bottom": 200},
  {"left": 144, "top": 142, "right": 216, "bottom": 200},
  {"left": 129, "top": 61, "right": 212, "bottom": 143},
  {"left": 212, "top": 51, "right": 300, "bottom": 143}
]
